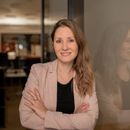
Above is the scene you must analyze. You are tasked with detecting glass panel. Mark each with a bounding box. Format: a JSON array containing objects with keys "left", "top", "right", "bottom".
[
  {"left": 44, "top": 0, "right": 68, "bottom": 61},
  {"left": 84, "top": 1, "right": 130, "bottom": 130}
]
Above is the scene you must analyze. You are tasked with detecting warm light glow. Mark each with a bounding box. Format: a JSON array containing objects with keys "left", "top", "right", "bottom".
[
  {"left": 0, "top": 17, "right": 40, "bottom": 25},
  {"left": 19, "top": 44, "right": 24, "bottom": 50},
  {"left": 8, "top": 52, "right": 16, "bottom": 60},
  {"left": 0, "top": 17, "right": 58, "bottom": 26},
  {"left": 44, "top": 19, "right": 57, "bottom": 25}
]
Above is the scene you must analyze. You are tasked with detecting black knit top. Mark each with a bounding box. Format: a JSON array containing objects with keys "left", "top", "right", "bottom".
[{"left": 56, "top": 79, "right": 75, "bottom": 114}]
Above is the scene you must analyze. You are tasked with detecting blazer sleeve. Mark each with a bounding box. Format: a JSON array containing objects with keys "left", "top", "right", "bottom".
[
  {"left": 19, "top": 64, "right": 45, "bottom": 130},
  {"left": 44, "top": 82, "right": 99, "bottom": 130}
]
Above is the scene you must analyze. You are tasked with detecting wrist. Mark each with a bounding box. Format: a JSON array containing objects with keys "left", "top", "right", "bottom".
[{"left": 42, "top": 108, "right": 48, "bottom": 119}]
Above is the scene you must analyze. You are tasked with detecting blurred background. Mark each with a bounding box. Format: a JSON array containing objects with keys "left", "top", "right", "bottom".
[{"left": 0, "top": 0, "right": 130, "bottom": 130}]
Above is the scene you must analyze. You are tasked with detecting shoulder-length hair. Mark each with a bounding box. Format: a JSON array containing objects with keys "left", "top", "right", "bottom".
[{"left": 51, "top": 19, "right": 94, "bottom": 97}]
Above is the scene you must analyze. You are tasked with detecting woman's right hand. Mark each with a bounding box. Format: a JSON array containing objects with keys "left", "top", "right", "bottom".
[
  {"left": 23, "top": 88, "right": 48, "bottom": 119},
  {"left": 75, "top": 103, "right": 89, "bottom": 113}
]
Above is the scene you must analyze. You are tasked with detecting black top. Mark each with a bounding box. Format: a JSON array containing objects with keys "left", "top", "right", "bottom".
[{"left": 56, "top": 79, "right": 75, "bottom": 114}]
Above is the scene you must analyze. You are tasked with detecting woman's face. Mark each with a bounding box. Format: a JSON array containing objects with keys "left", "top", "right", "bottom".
[
  {"left": 119, "top": 30, "right": 130, "bottom": 61},
  {"left": 53, "top": 26, "right": 78, "bottom": 64}
]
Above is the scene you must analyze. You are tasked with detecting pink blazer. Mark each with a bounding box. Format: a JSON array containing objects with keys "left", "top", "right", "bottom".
[{"left": 19, "top": 60, "right": 98, "bottom": 130}]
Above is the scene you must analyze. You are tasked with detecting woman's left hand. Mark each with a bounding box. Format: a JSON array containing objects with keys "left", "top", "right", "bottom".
[
  {"left": 23, "top": 88, "right": 47, "bottom": 119},
  {"left": 75, "top": 103, "right": 89, "bottom": 113}
]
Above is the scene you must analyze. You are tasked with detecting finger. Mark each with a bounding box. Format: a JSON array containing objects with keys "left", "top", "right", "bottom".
[
  {"left": 27, "top": 88, "right": 39, "bottom": 101},
  {"left": 24, "top": 101, "right": 35, "bottom": 111},
  {"left": 81, "top": 105, "right": 88, "bottom": 110},
  {"left": 81, "top": 104, "right": 90, "bottom": 111},
  {"left": 34, "top": 88, "right": 41, "bottom": 100},
  {"left": 81, "top": 103, "right": 89, "bottom": 108},
  {"left": 78, "top": 103, "right": 88, "bottom": 110},
  {"left": 77, "top": 103, "right": 89, "bottom": 112},
  {"left": 81, "top": 104, "right": 89, "bottom": 109},
  {"left": 26, "top": 89, "right": 35, "bottom": 99},
  {"left": 25, "top": 90, "right": 34, "bottom": 98},
  {"left": 24, "top": 96, "right": 35, "bottom": 105}
]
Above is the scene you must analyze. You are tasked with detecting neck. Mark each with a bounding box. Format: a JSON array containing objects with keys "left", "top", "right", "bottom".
[
  {"left": 57, "top": 60, "right": 74, "bottom": 84},
  {"left": 57, "top": 60, "right": 73, "bottom": 74}
]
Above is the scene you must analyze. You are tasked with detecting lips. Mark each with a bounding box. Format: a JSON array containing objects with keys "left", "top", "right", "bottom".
[{"left": 60, "top": 52, "right": 71, "bottom": 56}]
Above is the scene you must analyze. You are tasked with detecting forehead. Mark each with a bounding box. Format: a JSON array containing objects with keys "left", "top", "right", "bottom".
[{"left": 55, "top": 26, "right": 74, "bottom": 37}]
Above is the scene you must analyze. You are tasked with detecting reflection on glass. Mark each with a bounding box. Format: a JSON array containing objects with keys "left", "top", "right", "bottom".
[
  {"left": 44, "top": 0, "right": 67, "bottom": 62},
  {"left": 95, "top": 23, "right": 130, "bottom": 130}
]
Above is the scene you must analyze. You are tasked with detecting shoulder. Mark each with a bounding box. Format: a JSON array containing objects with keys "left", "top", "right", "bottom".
[{"left": 30, "top": 59, "right": 57, "bottom": 73}]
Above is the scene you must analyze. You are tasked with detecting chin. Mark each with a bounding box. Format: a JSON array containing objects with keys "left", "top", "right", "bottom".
[{"left": 59, "top": 59, "right": 74, "bottom": 64}]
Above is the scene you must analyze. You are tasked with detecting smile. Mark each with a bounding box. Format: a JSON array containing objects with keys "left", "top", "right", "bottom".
[{"left": 60, "top": 52, "right": 71, "bottom": 56}]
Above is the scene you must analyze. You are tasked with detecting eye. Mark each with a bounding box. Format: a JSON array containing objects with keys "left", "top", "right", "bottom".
[
  {"left": 55, "top": 39, "right": 62, "bottom": 44},
  {"left": 68, "top": 38, "right": 75, "bottom": 43}
]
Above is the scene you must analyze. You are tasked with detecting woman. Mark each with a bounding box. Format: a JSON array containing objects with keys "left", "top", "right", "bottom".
[
  {"left": 19, "top": 19, "right": 98, "bottom": 130},
  {"left": 95, "top": 23, "right": 130, "bottom": 130}
]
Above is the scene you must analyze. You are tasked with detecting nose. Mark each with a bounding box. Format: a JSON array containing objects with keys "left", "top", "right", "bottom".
[{"left": 62, "top": 42, "right": 68, "bottom": 50}]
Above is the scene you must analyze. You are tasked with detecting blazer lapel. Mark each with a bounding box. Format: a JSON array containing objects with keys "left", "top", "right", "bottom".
[
  {"left": 44, "top": 59, "right": 82, "bottom": 112},
  {"left": 45, "top": 60, "right": 57, "bottom": 111}
]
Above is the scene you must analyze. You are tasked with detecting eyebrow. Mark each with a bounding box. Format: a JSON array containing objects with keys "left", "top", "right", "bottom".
[{"left": 55, "top": 36, "right": 75, "bottom": 39}]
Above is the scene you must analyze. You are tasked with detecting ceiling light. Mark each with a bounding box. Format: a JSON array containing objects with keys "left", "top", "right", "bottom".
[
  {"left": 0, "top": 17, "right": 59, "bottom": 26},
  {"left": 0, "top": 17, "right": 40, "bottom": 25},
  {"left": 44, "top": 18, "right": 57, "bottom": 26}
]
